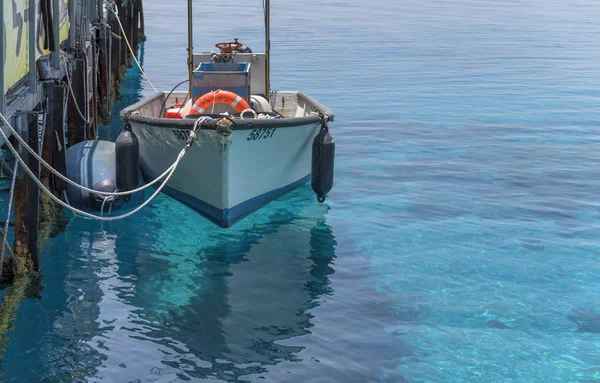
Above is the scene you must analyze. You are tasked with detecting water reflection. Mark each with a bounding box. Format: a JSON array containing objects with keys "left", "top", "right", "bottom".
[
  {"left": 52, "top": 194, "right": 336, "bottom": 382},
  {"left": 147, "top": 220, "right": 336, "bottom": 375}
]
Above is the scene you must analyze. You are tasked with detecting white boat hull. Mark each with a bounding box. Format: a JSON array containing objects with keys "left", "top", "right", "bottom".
[{"left": 130, "top": 119, "right": 321, "bottom": 227}]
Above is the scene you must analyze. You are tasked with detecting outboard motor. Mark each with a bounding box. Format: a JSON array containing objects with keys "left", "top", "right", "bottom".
[
  {"left": 65, "top": 140, "right": 143, "bottom": 213},
  {"left": 115, "top": 123, "right": 140, "bottom": 202},
  {"left": 311, "top": 120, "right": 335, "bottom": 203}
]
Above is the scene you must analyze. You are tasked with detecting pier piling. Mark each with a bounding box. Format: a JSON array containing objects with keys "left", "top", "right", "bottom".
[
  {"left": 110, "top": 18, "right": 123, "bottom": 100},
  {"left": 12, "top": 112, "right": 40, "bottom": 276},
  {"left": 66, "top": 55, "right": 88, "bottom": 144},
  {"left": 98, "top": 25, "right": 112, "bottom": 120},
  {"left": 46, "top": 84, "right": 69, "bottom": 193},
  {"left": 132, "top": 1, "right": 140, "bottom": 51},
  {"left": 40, "top": 83, "right": 68, "bottom": 241},
  {"left": 1, "top": 0, "right": 146, "bottom": 285}
]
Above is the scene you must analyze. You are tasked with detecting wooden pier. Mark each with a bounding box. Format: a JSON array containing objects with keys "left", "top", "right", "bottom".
[{"left": 0, "top": 0, "right": 145, "bottom": 281}]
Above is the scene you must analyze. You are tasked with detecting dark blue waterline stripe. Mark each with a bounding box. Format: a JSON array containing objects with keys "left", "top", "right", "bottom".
[{"left": 141, "top": 172, "right": 311, "bottom": 228}]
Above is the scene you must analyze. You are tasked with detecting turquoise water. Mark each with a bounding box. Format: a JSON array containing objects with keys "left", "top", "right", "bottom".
[{"left": 4, "top": 0, "right": 600, "bottom": 381}]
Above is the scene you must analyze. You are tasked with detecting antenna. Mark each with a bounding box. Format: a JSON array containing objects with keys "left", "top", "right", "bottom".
[
  {"left": 188, "top": 0, "right": 194, "bottom": 97},
  {"left": 265, "top": 0, "right": 270, "bottom": 97}
]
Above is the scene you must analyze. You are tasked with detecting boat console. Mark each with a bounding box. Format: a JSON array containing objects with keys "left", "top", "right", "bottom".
[{"left": 164, "top": 40, "right": 273, "bottom": 120}]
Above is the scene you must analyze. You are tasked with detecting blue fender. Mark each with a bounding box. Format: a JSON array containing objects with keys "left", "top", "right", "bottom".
[{"left": 66, "top": 140, "right": 144, "bottom": 213}]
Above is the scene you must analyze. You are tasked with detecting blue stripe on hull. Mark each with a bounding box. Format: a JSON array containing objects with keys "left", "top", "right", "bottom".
[{"left": 142, "top": 172, "right": 311, "bottom": 228}]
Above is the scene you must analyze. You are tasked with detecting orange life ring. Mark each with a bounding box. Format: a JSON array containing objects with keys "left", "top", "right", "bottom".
[{"left": 189, "top": 90, "right": 250, "bottom": 115}]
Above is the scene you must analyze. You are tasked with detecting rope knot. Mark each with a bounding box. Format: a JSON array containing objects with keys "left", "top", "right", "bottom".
[
  {"left": 186, "top": 116, "right": 209, "bottom": 146},
  {"left": 187, "top": 131, "right": 198, "bottom": 145}
]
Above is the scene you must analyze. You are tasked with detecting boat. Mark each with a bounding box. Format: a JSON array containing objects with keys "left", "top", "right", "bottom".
[{"left": 119, "top": 1, "right": 335, "bottom": 228}]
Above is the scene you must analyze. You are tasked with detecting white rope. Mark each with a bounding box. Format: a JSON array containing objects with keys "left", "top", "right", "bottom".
[
  {"left": 100, "top": 191, "right": 118, "bottom": 217},
  {"left": 0, "top": 119, "right": 205, "bottom": 221},
  {"left": 62, "top": 54, "right": 91, "bottom": 124},
  {"left": 0, "top": 112, "right": 208, "bottom": 197},
  {"left": 106, "top": 1, "right": 158, "bottom": 92}
]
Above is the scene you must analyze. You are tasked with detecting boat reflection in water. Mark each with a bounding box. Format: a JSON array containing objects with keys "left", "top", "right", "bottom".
[{"left": 53, "top": 188, "right": 337, "bottom": 381}]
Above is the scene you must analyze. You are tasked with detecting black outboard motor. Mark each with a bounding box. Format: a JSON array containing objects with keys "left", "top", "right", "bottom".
[
  {"left": 311, "top": 119, "right": 335, "bottom": 203},
  {"left": 115, "top": 123, "right": 140, "bottom": 202}
]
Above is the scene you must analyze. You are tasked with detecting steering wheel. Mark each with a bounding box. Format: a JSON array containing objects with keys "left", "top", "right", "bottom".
[{"left": 215, "top": 41, "right": 243, "bottom": 53}]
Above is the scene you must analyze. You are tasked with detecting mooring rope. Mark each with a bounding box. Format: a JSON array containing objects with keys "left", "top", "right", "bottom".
[
  {"left": 61, "top": 54, "right": 91, "bottom": 125},
  {"left": 105, "top": 0, "right": 158, "bottom": 92},
  {"left": 0, "top": 116, "right": 207, "bottom": 221},
  {"left": 0, "top": 112, "right": 207, "bottom": 197}
]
